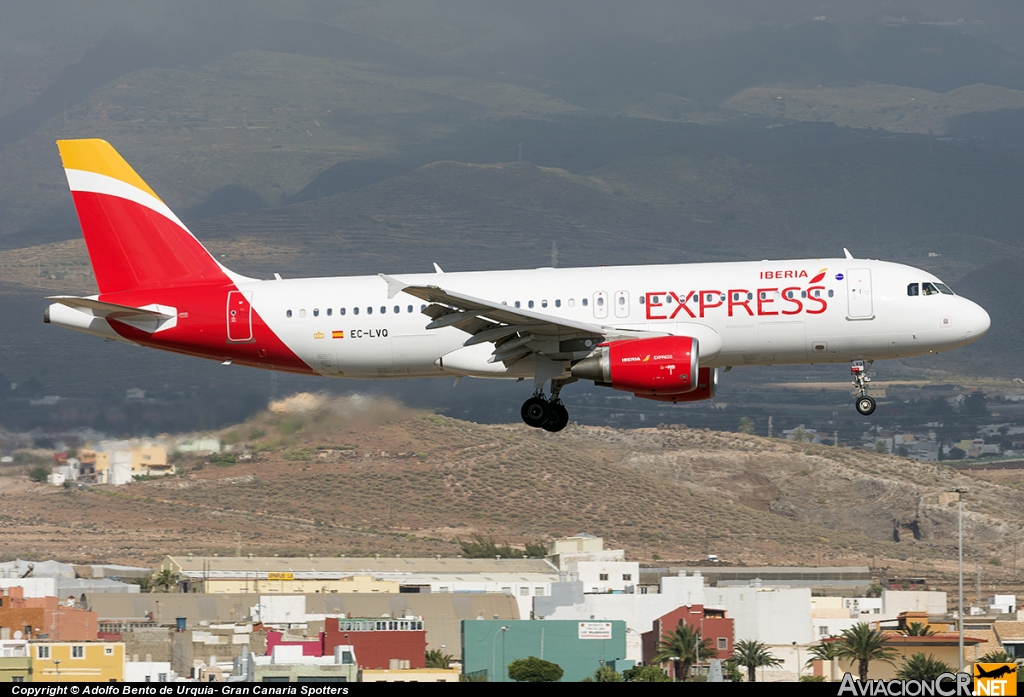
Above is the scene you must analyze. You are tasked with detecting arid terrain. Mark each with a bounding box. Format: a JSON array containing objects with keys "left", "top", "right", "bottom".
[{"left": 1, "top": 394, "right": 1021, "bottom": 597}]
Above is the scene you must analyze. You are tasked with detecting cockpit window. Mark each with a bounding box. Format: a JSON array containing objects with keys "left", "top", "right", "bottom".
[
  {"left": 934, "top": 283, "right": 954, "bottom": 295},
  {"left": 922, "top": 282, "right": 940, "bottom": 296},
  {"left": 907, "top": 283, "right": 919, "bottom": 296}
]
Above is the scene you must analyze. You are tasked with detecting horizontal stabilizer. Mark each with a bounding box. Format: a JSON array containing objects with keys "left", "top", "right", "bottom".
[
  {"left": 46, "top": 295, "right": 177, "bottom": 334},
  {"left": 46, "top": 296, "right": 174, "bottom": 320}
]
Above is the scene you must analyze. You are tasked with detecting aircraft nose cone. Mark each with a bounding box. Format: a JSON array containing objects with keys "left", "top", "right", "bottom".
[{"left": 965, "top": 302, "right": 991, "bottom": 342}]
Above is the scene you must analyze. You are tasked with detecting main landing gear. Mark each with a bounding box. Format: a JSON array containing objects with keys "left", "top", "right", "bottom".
[
  {"left": 851, "top": 359, "right": 876, "bottom": 416},
  {"left": 521, "top": 379, "right": 572, "bottom": 432}
]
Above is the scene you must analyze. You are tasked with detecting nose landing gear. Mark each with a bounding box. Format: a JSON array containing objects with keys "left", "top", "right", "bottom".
[
  {"left": 851, "top": 360, "right": 876, "bottom": 415},
  {"left": 520, "top": 378, "right": 573, "bottom": 432}
]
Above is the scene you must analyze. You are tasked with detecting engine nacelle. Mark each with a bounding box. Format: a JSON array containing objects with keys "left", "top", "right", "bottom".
[
  {"left": 570, "top": 336, "right": 698, "bottom": 396},
  {"left": 637, "top": 367, "right": 718, "bottom": 402}
]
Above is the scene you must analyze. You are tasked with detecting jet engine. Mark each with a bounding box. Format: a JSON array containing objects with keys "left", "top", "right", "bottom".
[
  {"left": 638, "top": 367, "right": 718, "bottom": 402},
  {"left": 570, "top": 336, "right": 699, "bottom": 396}
]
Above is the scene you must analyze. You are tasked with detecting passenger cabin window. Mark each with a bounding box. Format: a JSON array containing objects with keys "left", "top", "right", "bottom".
[
  {"left": 340, "top": 308, "right": 346, "bottom": 315},
  {"left": 367, "top": 307, "right": 373, "bottom": 314},
  {"left": 327, "top": 308, "right": 332, "bottom": 316},
  {"left": 528, "top": 300, "right": 535, "bottom": 308},
  {"left": 596, "top": 297, "right": 604, "bottom": 306},
  {"left": 555, "top": 299, "right": 561, "bottom": 308},
  {"left": 394, "top": 306, "right": 399, "bottom": 314},
  {"left": 617, "top": 296, "right": 625, "bottom": 306},
  {"left": 313, "top": 308, "right": 319, "bottom": 317},
  {"left": 908, "top": 283, "right": 919, "bottom": 296},
  {"left": 408, "top": 305, "right": 413, "bottom": 312},
  {"left": 380, "top": 306, "right": 386, "bottom": 314},
  {"left": 299, "top": 309, "right": 306, "bottom": 318},
  {"left": 541, "top": 300, "right": 548, "bottom": 308},
  {"left": 515, "top": 301, "right": 521, "bottom": 308},
  {"left": 582, "top": 298, "right": 588, "bottom": 307},
  {"left": 353, "top": 307, "right": 359, "bottom": 315},
  {"left": 286, "top": 310, "right": 292, "bottom": 318}
]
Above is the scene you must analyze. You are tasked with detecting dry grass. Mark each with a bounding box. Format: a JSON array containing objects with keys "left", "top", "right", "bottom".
[{"left": 1, "top": 394, "right": 1021, "bottom": 580}]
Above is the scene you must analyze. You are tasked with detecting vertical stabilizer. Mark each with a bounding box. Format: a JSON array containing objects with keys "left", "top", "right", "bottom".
[{"left": 57, "top": 139, "right": 245, "bottom": 294}]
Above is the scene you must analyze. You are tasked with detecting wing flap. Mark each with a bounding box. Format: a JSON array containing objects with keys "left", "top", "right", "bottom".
[{"left": 378, "top": 274, "right": 668, "bottom": 367}]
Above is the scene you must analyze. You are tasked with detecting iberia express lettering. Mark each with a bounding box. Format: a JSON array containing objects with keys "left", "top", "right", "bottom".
[{"left": 646, "top": 287, "right": 827, "bottom": 320}]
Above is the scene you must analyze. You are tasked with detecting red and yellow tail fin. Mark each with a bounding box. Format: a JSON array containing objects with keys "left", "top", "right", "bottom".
[{"left": 57, "top": 139, "right": 235, "bottom": 295}]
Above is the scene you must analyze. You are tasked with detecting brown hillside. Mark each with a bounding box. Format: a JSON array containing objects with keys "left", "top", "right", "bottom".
[{"left": 1, "top": 395, "right": 1020, "bottom": 579}]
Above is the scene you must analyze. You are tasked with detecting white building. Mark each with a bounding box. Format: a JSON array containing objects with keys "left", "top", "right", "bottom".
[
  {"left": 124, "top": 661, "right": 175, "bottom": 682},
  {"left": 881, "top": 590, "right": 947, "bottom": 617},
  {"left": 0, "top": 577, "right": 58, "bottom": 598},
  {"left": 570, "top": 560, "right": 640, "bottom": 594},
  {"left": 534, "top": 572, "right": 709, "bottom": 661},
  {"left": 426, "top": 572, "right": 556, "bottom": 618},
  {"left": 988, "top": 595, "right": 1016, "bottom": 614},
  {"left": 247, "top": 645, "right": 358, "bottom": 682},
  {"left": 706, "top": 586, "right": 814, "bottom": 645},
  {"left": 0, "top": 639, "right": 29, "bottom": 657},
  {"left": 843, "top": 597, "right": 883, "bottom": 616}
]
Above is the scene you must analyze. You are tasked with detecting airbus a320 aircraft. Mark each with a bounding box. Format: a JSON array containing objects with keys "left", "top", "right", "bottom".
[{"left": 45, "top": 139, "right": 991, "bottom": 431}]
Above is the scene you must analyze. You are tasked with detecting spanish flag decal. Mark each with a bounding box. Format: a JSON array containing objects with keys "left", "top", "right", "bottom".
[
  {"left": 810, "top": 268, "right": 827, "bottom": 284},
  {"left": 332, "top": 330, "right": 344, "bottom": 339}
]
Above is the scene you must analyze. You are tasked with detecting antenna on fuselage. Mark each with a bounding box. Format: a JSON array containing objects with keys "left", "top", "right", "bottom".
[{"left": 843, "top": 248, "right": 854, "bottom": 259}]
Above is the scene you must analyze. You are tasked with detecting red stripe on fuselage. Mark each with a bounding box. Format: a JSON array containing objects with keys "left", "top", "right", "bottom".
[
  {"left": 71, "top": 191, "right": 230, "bottom": 294},
  {"left": 100, "top": 286, "right": 315, "bottom": 375}
]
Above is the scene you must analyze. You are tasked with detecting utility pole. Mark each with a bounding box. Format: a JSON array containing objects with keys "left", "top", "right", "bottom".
[
  {"left": 954, "top": 488, "right": 965, "bottom": 673},
  {"left": 976, "top": 564, "right": 981, "bottom": 607}
]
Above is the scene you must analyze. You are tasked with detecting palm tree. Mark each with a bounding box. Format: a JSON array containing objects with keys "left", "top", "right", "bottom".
[
  {"left": 425, "top": 649, "right": 453, "bottom": 669},
  {"left": 652, "top": 623, "right": 715, "bottom": 681},
  {"left": 152, "top": 568, "right": 180, "bottom": 593},
  {"left": 978, "top": 650, "right": 1016, "bottom": 664},
  {"left": 733, "top": 639, "right": 782, "bottom": 682},
  {"left": 900, "top": 622, "right": 936, "bottom": 636},
  {"left": 805, "top": 637, "right": 842, "bottom": 681},
  {"left": 896, "top": 653, "right": 953, "bottom": 681},
  {"left": 835, "top": 623, "right": 899, "bottom": 682}
]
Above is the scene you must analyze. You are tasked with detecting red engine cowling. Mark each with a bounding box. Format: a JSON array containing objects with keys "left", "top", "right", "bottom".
[
  {"left": 638, "top": 367, "right": 718, "bottom": 402},
  {"left": 570, "top": 336, "right": 698, "bottom": 396}
]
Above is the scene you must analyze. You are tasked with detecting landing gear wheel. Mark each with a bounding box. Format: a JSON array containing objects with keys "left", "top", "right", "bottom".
[
  {"left": 542, "top": 403, "right": 569, "bottom": 432},
  {"left": 856, "top": 396, "right": 877, "bottom": 416},
  {"left": 521, "top": 397, "right": 551, "bottom": 428}
]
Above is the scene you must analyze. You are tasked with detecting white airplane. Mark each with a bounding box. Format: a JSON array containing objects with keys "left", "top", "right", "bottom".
[{"left": 45, "top": 139, "right": 991, "bottom": 431}]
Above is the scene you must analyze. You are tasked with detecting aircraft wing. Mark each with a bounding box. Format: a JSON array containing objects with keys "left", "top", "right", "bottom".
[{"left": 380, "top": 274, "right": 663, "bottom": 366}]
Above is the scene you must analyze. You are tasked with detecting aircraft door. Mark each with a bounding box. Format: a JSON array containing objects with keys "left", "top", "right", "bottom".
[
  {"left": 847, "top": 268, "right": 874, "bottom": 319},
  {"left": 593, "top": 291, "right": 608, "bottom": 319},
  {"left": 614, "top": 290, "right": 630, "bottom": 319},
  {"left": 226, "top": 291, "right": 253, "bottom": 342}
]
